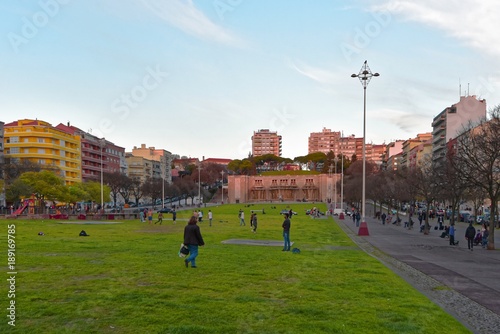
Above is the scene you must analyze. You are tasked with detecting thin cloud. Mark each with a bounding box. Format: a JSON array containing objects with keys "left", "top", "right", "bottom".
[
  {"left": 372, "top": 0, "right": 500, "bottom": 57},
  {"left": 288, "top": 59, "right": 337, "bottom": 84},
  {"left": 139, "top": 0, "right": 244, "bottom": 47}
]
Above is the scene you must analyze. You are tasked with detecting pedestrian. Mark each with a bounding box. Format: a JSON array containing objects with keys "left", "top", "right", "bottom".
[
  {"left": 147, "top": 209, "right": 153, "bottom": 225},
  {"left": 208, "top": 210, "right": 213, "bottom": 226},
  {"left": 465, "top": 222, "right": 476, "bottom": 251},
  {"left": 482, "top": 224, "right": 489, "bottom": 248},
  {"left": 183, "top": 216, "right": 205, "bottom": 268},
  {"left": 437, "top": 215, "right": 444, "bottom": 230},
  {"left": 139, "top": 209, "right": 145, "bottom": 223},
  {"left": 172, "top": 209, "right": 177, "bottom": 224},
  {"left": 449, "top": 224, "right": 458, "bottom": 246},
  {"left": 240, "top": 210, "right": 245, "bottom": 226},
  {"left": 289, "top": 209, "right": 293, "bottom": 219},
  {"left": 282, "top": 213, "right": 291, "bottom": 251},
  {"left": 250, "top": 213, "right": 255, "bottom": 228},
  {"left": 355, "top": 211, "right": 361, "bottom": 226},
  {"left": 381, "top": 212, "right": 387, "bottom": 225},
  {"left": 155, "top": 212, "right": 163, "bottom": 224},
  {"left": 198, "top": 210, "right": 203, "bottom": 222},
  {"left": 252, "top": 213, "right": 258, "bottom": 233}
]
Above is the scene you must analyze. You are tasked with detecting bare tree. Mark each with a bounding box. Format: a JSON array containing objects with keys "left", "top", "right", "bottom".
[
  {"left": 454, "top": 106, "right": 500, "bottom": 250},
  {"left": 405, "top": 158, "right": 443, "bottom": 234}
]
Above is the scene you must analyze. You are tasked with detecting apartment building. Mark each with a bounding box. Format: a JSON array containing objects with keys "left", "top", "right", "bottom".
[
  {"left": 3, "top": 119, "right": 81, "bottom": 184},
  {"left": 432, "top": 95, "right": 486, "bottom": 163},
  {"left": 400, "top": 133, "right": 432, "bottom": 169},
  {"left": 55, "top": 123, "right": 126, "bottom": 182},
  {"left": 252, "top": 129, "right": 282, "bottom": 157},
  {"left": 0, "top": 121, "right": 5, "bottom": 207},
  {"left": 129, "top": 144, "right": 173, "bottom": 183}
]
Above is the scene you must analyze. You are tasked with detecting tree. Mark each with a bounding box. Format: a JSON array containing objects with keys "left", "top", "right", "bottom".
[
  {"left": 104, "top": 172, "right": 124, "bottom": 207},
  {"left": 129, "top": 177, "right": 144, "bottom": 206},
  {"left": 19, "top": 170, "right": 66, "bottom": 204},
  {"left": 5, "top": 178, "right": 33, "bottom": 204},
  {"left": 405, "top": 157, "right": 443, "bottom": 234},
  {"left": 454, "top": 106, "right": 500, "bottom": 250}
]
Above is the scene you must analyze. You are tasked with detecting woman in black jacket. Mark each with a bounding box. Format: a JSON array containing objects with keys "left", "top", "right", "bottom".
[{"left": 183, "top": 216, "right": 205, "bottom": 268}]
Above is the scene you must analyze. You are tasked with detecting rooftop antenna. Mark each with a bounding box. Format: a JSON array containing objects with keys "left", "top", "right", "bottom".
[{"left": 467, "top": 83, "right": 470, "bottom": 96}]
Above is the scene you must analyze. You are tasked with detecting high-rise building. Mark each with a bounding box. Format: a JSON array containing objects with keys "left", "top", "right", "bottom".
[
  {"left": 3, "top": 119, "right": 81, "bottom": 185},
  {"left": 308, "top": 128, "right": 341, "bottom": 155},
  {"left": 432, "top": 95, "right": 486, "bottom": 162},
  {"left": 252, "top": 129, "right": 282, "bottom": 157}
]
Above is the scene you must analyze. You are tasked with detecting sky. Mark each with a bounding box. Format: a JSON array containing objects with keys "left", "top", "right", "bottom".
[{"left": 1, "top": 0, "right": 500, "bottom": 160}]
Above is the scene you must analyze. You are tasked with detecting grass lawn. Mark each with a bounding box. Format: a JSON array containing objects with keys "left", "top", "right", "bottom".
[{"left": 4, "top": 203, "right": 470, "bottom": 333}]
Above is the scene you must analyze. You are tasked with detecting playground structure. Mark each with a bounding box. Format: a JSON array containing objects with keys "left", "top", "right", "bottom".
[{"left": 13, "top": 197, "right": 38, "bottom": 215}]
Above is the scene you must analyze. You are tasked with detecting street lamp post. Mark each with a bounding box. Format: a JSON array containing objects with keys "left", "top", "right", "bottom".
[
  {"left": 220, "top": 170, "right": 225, "bottom": 204},
  {"left": 341, "top": 150, "right": 344, "bottom": 211},
  {"left": 328, "top": 164, "right": 333, "bottom": 211},
  {"left": 334, "top": 156, "right": 338, "bottom": 210},
  {"left": 351, "top": 60, "right": 379, "bottom": 236},
  {"left": 198, "top": 162, "right": 202, "bottom": 207}
]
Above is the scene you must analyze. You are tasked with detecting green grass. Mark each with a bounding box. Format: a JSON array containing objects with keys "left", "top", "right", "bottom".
[{"left": 4, "top": 203, "right": 470, "bottom": 333}]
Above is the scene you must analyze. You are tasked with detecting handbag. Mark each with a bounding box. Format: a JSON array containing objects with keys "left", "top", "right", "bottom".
[{"left": 178, "top": 243, "right": 189, "bottom": 257}]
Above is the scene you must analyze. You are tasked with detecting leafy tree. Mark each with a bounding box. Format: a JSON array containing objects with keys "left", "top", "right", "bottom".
[
  {"left": 20, "top": 170, "right": 66, "bottom": 203},
  {"left": 5, "top": 178, "right": 33, "bottom": 204}
]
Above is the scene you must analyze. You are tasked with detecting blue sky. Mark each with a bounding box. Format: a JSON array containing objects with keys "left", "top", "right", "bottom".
[{"left": 1, "top": 0, "right": 499, "bottom": 160}]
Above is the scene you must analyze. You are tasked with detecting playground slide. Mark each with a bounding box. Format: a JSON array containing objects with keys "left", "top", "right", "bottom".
[{"left": 13, "top": 200, "right": 29, "bottom": 215}]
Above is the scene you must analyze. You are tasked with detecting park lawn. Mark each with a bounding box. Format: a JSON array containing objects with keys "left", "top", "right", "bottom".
[{"left": 6, "top": 203, "right": 469, "bottom": 333}]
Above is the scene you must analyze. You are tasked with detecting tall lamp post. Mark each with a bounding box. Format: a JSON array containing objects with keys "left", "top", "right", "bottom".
[
  {"left": 351, "top": 60, "right": 379, "bottom": 236},
  {"left": 220, "top": 170, "right": 225, "bottom": 204},
  {"left": 341, "top": 150, "right": 344, "bottom": 211},
  {"left": 334, "top": 156, "right": 338, "bottom": 210},
  {"left": 198, "top": 162, "right": 202, "bottom": 207}
]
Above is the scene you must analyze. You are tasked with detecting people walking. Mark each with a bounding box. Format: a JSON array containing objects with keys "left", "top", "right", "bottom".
[
  {"left": 282, "top": 213, "right": 291, "bottom": 251},
  {"left": 465, "top": 222, "right": 476, "bottom": 251},
  {"left": 183, "top": 216, "right": 205, "bottom": 268},
  {"left": 155, "top": 212, "right": 163, "bottom": 224},
  {"left": 172, "top": 209, "right": 177, "bottom": 224},
  {"left": 252, "top": 213, "right": 258, "bottom": 233},
  {"left": 208, "top": 210, "right": 213, "bottom": 226},
  {"left": 139, "top": 209, "right": 145, "bottom": 223},
  {"left": 239, "top": 210, "right": 245, "bottom": 226}
]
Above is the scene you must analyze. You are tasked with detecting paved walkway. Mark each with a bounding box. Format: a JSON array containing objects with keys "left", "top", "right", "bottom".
[{"left": 336, "top": 212, "right": 500, "bottom": 332}]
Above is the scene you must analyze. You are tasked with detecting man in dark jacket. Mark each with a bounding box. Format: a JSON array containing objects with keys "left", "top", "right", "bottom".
[
  {"left": 282, "top": 214, "right": 291, "bottom": 251},
  {"left": 184, "top": 216, "right": 205, "bottom": 268},
  {"left": 465, "top": 222, "right": 476, "bottom": 251}
]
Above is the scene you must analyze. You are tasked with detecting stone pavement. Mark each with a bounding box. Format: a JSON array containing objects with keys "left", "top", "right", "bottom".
[{"left": 336, "top": 212, "right": 500, "bottom": 332}]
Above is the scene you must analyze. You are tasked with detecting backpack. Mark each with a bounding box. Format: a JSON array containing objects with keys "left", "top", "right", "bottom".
[{"left": 79, "top": 230, "right": 89, "bottom": 236}]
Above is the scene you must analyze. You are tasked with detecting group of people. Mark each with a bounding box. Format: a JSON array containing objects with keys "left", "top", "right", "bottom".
[{"left": 182, "top": 209, "right": 293, "bottom": 268}]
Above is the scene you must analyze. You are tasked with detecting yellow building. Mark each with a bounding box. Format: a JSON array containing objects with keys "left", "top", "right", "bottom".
[{"left": 4, "top": 119, "right": 81, "bottom": 184}]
